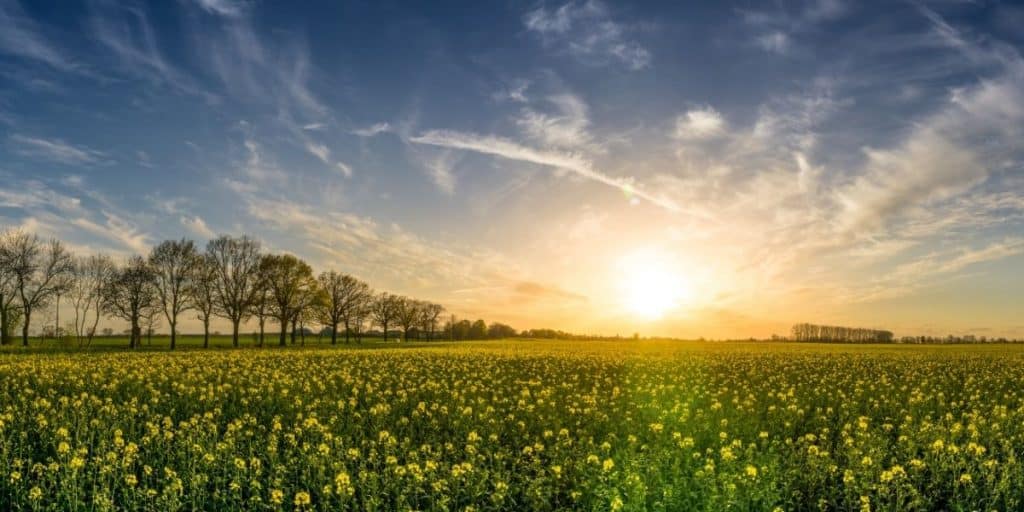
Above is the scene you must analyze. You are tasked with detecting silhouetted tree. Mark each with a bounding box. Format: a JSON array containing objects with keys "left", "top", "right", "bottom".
[
  {"left": 207, "top": 235, "right": 262, "bottom": 347},
  {"left": 149, "top": 239, "right": 198, "bottom": 350},
  {"left": 419, "top": 303, "right": 444, "bottom": 341},
  {"left": 469, "top": 319, "right": 487, "bottom": 340},
  {"left": 260, "top": 254, "right": 316, "bottom": 347},
  {"left": 371, "top": 292, "right": 399, "bottom": 342},
  {"left": 189, "top": 255, "right": 218, "bottom": 348},
  {"left": 68, "top": 254, "right": 115, "bottom": 347},
  {"left": 102, "top": 256, "right": 159, "bottom": 349},
  {"left": 4, "top": 232, "right": 74, "bottom": 346},
  {"left": 315, "top": 271, "right": 371, "bottom": 344},
  {"left": 395, "top": 296, "right": 423, "bottom": 342}
]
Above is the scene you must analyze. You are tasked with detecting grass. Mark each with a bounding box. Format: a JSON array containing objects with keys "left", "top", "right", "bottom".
[{"left": 2, "top": 340, "right": 1024, "bottom": 510}]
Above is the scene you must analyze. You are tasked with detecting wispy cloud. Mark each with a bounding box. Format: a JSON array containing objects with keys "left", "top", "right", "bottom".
[
  {"left": 410, "top": 129, "right": 679, "bottom": 211},
  {"left": 674, "top": 106, "right": 726, "bottom": 140},
  {"left": 190, "top": 0, "right": 248, "bottom": 18},
  {"left": 89, "top": 3, "right": 215, "bottom": 101},
  {"left": 351, "top": 122, "right": 392, "bottom": 137},
  {"left": 180, "top": 214, "right": 216, "bottom": 239},
  {"left": 423, "top": 150, "right": 456, "bottom": 195},
  {"left": 0, "top": 0, "right": 80, "bottom": 71},
  {"left": 10, "top": 134, "right": 105, "bottom": 165},
  {"left": 516, "top": 93, "right": 592, "bottom": 149},
  {"left": 524, "top": 0, "right": 651, "bottom": 70}
]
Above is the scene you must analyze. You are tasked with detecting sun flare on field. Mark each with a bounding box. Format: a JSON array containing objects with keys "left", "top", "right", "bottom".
[{"left": 617, "top": 249, "right": 692, "bottom": 320}]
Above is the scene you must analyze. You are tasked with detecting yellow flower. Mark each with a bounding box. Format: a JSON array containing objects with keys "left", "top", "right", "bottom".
[
  {"left": 745, "top": 465, "right": 758, "bottom": 478},
  {"left": 124, "top": 474, "right": 137, "bottom": 487},
  {"left": 294, "top": 491, "right": 311, "bottom": 506},
  {"left": 270, "top": 489, "right": 284, "bottom": 504},
  {"left": 602, "top": 458, "right": 615, "bottom": 472},
  {"left": 29, "top": 487, "right": 43, "bottom": 501},
  {"left": 959, "top": 473, "right": 972, "bottom": 485}
]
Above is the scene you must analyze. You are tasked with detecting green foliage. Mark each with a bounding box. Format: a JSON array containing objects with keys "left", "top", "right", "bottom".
[{"left": 0, "top": 341, "right": 1022, "bottom": 510}]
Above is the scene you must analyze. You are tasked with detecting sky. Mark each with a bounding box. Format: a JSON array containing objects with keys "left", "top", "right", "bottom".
[{"left": 1, "top": 0, "right": 1023, "bottom": 339}]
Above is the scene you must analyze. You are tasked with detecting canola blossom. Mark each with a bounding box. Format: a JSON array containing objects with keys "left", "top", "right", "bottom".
[{"left": 1, "top": 340, "right": 1023, "bottom": 510}]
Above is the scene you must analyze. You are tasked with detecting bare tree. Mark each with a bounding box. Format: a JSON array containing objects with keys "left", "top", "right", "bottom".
[
  {"left": 149, "top": 239, "right": 198, "bottom": 350},
  {"left": 250, "top": 281, "right": 272, "bottom": 348},
  {"left": 102, "top": 256, "right": 159, "bottom": 349},
  {"left": 370, "top": 292, "right": 399, "bottom": 342},
  {"left": 5, "top": 232, "right": 74, "bottom": 346},
  {"left": 206, "top": 235, "right": 262, "bottom": 347},
  {"left": 260, "top": 254, "right": 316, "bottom": 347},
  {"left": 69, "top": 254, "right": 115, "bottom": 347},
  {"left": 189, "top": 255, "right": 218, "bottom": 348},
  {"left": 352, "top": 299, "right": 370, "bottom": 344},
  {"left": 0, "top": 230, "right": 21, "bottom": 346},
  {"left": 419, "top": 303, "right": 445, "bottom": 341},
  {"left": 315, "top": 271, "right": 371, "bottom": 345},
  {"left": 142, "top": 307, "right": 162, "bottom": 346},
  {"left": 395, "top": 296, "right": 423, "bottom": 342}
]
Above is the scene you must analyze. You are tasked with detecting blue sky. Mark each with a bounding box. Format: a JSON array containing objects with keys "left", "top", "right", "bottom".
[{"left": 1, "top": 0, "right": 1023, "bottom": 338}]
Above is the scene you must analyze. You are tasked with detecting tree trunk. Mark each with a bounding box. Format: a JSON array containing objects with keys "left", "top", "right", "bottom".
[
  {"left": 203, "top": 319, "right": 210, "bottom": 348},
  {"left": 170, "top": 320, "right": 177, "bottom": 351},
  {"left": 382, "top": 321, "right": 388, "bottom": 342},
  {"left": 344, "top": 320, "right": 350, "bottom": 344},
  {"left": 290, "top": 317, "right": 297, "bottom": 345},
  {"left": 232, "top": 320, "right": 240, "bottom": 348},
  {"left": 279, "top": 317, "right": 288, "bottom": 347},
  {"left": 331, "top": 322, "right": 338, "bottom": 345},
  {"left": 258, "top": 318, "right": 265, "bottom": 348},
  {"left": 0, "top": 300, "right": 8, "bottom": 346},
  {"left": 21, "top": 308, "right": 31, "bottom": 347}
]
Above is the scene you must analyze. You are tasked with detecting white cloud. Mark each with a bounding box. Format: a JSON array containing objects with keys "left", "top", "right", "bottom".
[
  {"left": 180, "top": 215, "right": 216, "bottom": 239},
  {"left": 351, "top": 122, "right": 392, "bottom": 137},
  {"left": 0, "top": 0, "right": 79, "bottom": 71},
  {"left": 516, "top": 93, "right": 591, "bottom": 148},
  {"left": 10, "top": 134, "right": 104, "bottom": 165},
  {"left": 524, "top": 0, "right": 650, "bottom": 70},
  {"left": 335, "top": 161, "right": 353, "bottom": 178},
  {"left": 674, "top": 106, "right": 726, "bottom": 139},
  {"left": 305, "top": 141, "right": 331, "bottom": 164},
  {"left": 90, "top": 3, "right": 215, "bottom": 101},
  {"left": 424, "top": 151, "right": 456, "bottom": 195},
  {"left": 191, "top": 0, "right": 247, "bottom": 18},
  {"left": 756, "top": 31, "right": 790, "bottom": 54},
  {"left": 410, "top": 129, "right": 679, "bottom": 211}
]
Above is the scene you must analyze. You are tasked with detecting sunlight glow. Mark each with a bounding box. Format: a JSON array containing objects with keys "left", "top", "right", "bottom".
[{"left": 617, "top": 249, "right": 692, "bottom": 320}]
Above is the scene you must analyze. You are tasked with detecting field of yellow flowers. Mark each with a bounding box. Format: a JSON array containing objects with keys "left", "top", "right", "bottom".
[{"left": 2, "top": 340, "right": 1023, "bottom": 511}]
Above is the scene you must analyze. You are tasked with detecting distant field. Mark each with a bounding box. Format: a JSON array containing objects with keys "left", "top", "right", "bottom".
[{"left": 2, "top": 340, "right": 1023, "bottom": 510}]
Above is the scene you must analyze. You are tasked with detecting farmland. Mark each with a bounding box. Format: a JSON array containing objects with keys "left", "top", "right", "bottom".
[{"left": 2, "top": 340, "right": 1024, "bottom": 511}]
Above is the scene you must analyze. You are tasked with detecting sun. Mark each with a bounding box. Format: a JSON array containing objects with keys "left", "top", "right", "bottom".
[{"left": 617, "top": 249, "right": 691, "bottom": 320}]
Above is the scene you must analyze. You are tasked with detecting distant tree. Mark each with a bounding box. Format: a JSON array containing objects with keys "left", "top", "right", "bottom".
[
  {"left": 249, "top": 280, "right": 272, "bottom": 348},
  {"left": 102, "top": 256, "right": 159, "bottom": 349},
  {"left": 352, "top": 299, "right": 370, "bottom": 343},
  {"left": 149, "top": 239, "right": 198, "bottom": 350},
  {"left": 315, "top": 271, "right": 371, "bottom": 345},
  {"left": 207, "top": 235, "right": 262, "bottom": 347},
  {"left": 395, "top": 297, "right": 423, "bottom": 342},
  {"left": 4, "top": 232, "right": 74, "bottom": 346},
  {"left": 142, "top": 306, "right": 162, "bottom": 346},
  {"left": 487, "top": 322, "right": 517, "bottom": 339},
  {"left": 370, "top": 292, "right": 400, "bottom": 342},
  {"left": 68, "top": 254, "right": 115, "bottom": 347},
  {"left": 418, "top": 303, "right": 444, "bottom": 341},
  {"left": 188, "top": 255, "right": 218, "bottom": 348},
  {"left": 0, "top": 230, "right": 22, "bottom": 346},
  {"left": 469, "top": 319, "right": 487, "bottom": 340},
  {"left": 260, "top": 254, "right": 316, "bottom": 347}
]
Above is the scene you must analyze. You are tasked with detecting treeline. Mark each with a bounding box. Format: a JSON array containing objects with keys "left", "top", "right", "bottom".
[
  {"left": 0, "top": 229, "right": 516, "bottom": 349},
  {"left": 790, "top": 323, "right": 895, "bottom": 343}
]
